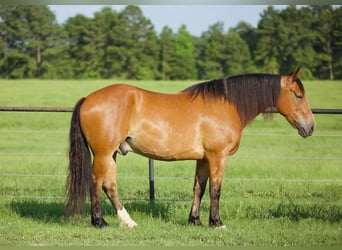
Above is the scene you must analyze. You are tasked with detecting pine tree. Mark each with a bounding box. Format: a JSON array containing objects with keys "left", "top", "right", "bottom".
[
  {"left": 169, "top": 25, "right": 197, "bottom": 80},
  {"left": 331, "top": 6, "right": 342, "bottom": 79},
  {"left": 119, "top": 5, "right": 159, "bottom": 79},
  {"left": 255, "top": 6, "right": 282, "bottom": 73},
  {"left": 93, "top": 7, "right": 121, "bottom": 78},
  {"left": 224, "top": 29, "right": 256, "bottom": 75},
  {"left": 197, "top": 22, "right": 227, "bottom": 79},
  {"left": 0, "top": 5, "right": 62, "bottom": 78},
  {"left": 311, "top": 5, "right": 335, "bottom": 79},
  {"left": 159, "top": 26, "right": 173, "bottom": 80}
]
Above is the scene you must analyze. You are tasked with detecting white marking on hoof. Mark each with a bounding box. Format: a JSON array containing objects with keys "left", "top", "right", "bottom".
[
  {"left": 215, "top": 224, "right": 227, "bottom": 229},
  {"left": 117, "top": 207, "right": 138, "bottom": 228}
]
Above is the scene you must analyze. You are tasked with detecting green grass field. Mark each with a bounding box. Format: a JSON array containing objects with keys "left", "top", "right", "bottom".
[{"left": 0, "top": 79, "right": 341, "bottom": 246}]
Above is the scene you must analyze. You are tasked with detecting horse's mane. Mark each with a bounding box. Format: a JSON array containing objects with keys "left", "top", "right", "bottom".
[{"left": 182, "top": 74, "right": 282, "bottom": 125}]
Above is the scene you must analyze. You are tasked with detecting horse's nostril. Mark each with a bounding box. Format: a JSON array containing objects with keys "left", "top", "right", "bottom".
[
  {"left": 310, "top": 125, "right": 315, "bottom": 133},
  {"left": 306, "top": 125, "right": 315, "bottom": 136}
]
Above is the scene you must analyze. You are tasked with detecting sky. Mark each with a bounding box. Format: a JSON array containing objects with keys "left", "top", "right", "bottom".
[{"left": 48, "top": 5, "right": 287, "bottom": 36}]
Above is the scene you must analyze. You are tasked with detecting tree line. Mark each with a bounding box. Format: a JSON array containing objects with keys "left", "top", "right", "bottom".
[{"left": 0, "top": 5, "right": 341, "bottom": 80}]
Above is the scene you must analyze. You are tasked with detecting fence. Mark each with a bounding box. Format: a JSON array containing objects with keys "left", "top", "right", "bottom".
[
  {"left": 1, "top": 106, "right": 342, "bottom": 114},
  {"left": 0, "top": 106, "right": 342, "bottom": 202}
]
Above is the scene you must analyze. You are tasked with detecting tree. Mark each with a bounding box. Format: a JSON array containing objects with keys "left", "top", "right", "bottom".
[
  {"left": 119, "top": 5, "right": 159, "bottom": 79},
  {"left": 331, "top": 6, "right": 342, "bottom": 79},
  {"left": 40, "top": 24, "right": 73, "bottom": 79},
  {"left": 254, "top": 5, "right": 340, "bottom": 79},
  {"left": 0, "top": 5, "right": 62, "bottom": 78},
  {"left": 255, "top": 6, "right": 282, "bottom": 73},
  {"left": 65, "top": 14, "right": 100, "bottom": 78},
  {"left": 274, "top": 6, "right": 316, "bottom": 78},
  {"left": 311, "top": 6, "right": 335, "bottom": 79},
  {"left": 224, "top": 29, "right": 256, "bottom": 75},
  {"left": 234, "top": 21, "right": 257, "bottom": 63},
  {"left": 1, "top": 5, "right": 341, "bottom": 80},
  {"left": 0, "top": 5, "right": 13, "bottom": 78},
  {"left": 197, "top": 22, "right": 228, "bottom": 79},
  {"left": 159, "top": 26, "right": 173, "bottom": 80},
  {"left": 92, "top": 7, "right": 122, "bottom": 78},
  {"left": 169, "top": 25, "right": 197, "bottom": 79}
]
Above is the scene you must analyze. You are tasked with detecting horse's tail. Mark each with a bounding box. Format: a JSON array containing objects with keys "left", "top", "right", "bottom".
[{"left": 65, "top": 97, "right": 92, "bottom": 217}]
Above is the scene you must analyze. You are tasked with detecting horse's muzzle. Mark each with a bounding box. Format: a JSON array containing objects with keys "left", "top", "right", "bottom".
[{"left": 298, "top": 124, "right": 315, "bottom": 138}]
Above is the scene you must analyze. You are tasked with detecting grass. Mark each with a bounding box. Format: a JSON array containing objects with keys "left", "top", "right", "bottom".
[{"left": 0, "top": 79, "right": 341, "bottom": 246}]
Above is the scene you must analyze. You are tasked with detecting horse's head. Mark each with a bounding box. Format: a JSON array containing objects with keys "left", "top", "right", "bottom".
[{"left": 277, "top": 67, "right": 315, "bottom": 138}]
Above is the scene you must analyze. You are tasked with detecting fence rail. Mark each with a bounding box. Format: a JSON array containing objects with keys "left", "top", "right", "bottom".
[
  {"left": 1, "top": 106, "right": 342, "bottom": 114},
  {"left": 1, "top": 105, "right": 341, "bottom": 202},
  {"left": 0, "top": 106, "right": 74, "bottom": 112}
]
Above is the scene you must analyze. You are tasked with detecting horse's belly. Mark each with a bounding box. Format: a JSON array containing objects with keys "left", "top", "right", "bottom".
[{"left": 124, "top": 133, "right": 203, "bottom": 161}]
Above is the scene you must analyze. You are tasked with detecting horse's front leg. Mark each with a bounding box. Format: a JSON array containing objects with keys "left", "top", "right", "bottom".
[
  {"left": 208, "top": 156, "right": 227, "bottom": 228},
  {"left": 188, "top": 159, "right": 209, "bottom": 226}
]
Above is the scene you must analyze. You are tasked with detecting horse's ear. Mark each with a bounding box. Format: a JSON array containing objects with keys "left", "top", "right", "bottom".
[{"left": 291, "top": 66, "right": 301, "bottom": 80}]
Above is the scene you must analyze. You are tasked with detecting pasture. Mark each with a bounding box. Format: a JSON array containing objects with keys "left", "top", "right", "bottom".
[{"left": 0, "top": 79, "right": 341, "bottom": 246}]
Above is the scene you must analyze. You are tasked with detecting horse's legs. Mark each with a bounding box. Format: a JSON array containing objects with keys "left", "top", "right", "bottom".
[
  {"left": 188, "top": 159, "right": 209, "bottom": 226},
  {"left": 102, "top": 154, "right": 137, "bottom": 228},
  {"left": 90, "top": 155, "right": 109, "bottom": 228},
  {"left": 208, "top": 156, "right": 227, "bottom": 228}
]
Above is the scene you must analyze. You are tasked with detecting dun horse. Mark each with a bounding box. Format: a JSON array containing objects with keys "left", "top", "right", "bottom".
[{"left": 66, "top": 67, "right": 315, "bottom": 228}]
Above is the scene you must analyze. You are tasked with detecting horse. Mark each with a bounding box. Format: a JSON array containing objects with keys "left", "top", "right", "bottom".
[{"left": 65, "top": 67, "right": 315, "bottom": 228}]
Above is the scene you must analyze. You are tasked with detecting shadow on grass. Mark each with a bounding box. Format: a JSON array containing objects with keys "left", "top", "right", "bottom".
[
  {"left": 10, "top": 199, "right": 66, "bottom": 224},
  {"left": 11, "top": 197, "right": 340, "bottom": 226},
  {"left": 9, "top": 199, "right": 174, "bottom": 225},
  {"left": 241, "top": 201, "right": 342, "bottom": 223},
  {"left": 124, "top": 200, "right": 175, "bottom": 221},
  {"left": 268, "top": 202, "right": 342, "bottom": 222}
]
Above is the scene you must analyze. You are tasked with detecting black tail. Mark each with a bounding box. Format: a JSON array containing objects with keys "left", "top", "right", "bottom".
[{"left": 65, "top": 97, "right": 92, "bottom": 217}]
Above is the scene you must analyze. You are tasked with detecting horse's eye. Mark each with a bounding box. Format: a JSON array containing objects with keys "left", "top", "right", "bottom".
[{"left": 294, "top": 92, "right": 303, "bottom": 99}]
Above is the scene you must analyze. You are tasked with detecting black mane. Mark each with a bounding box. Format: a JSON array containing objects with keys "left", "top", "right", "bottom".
[{"left": 183, "top": 74, "right": 282, "bottom": 126}]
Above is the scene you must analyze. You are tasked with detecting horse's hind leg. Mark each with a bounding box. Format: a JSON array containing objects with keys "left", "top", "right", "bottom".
[
  {"left": 188, "top": 159, "right": 209, "bottom": 226},
  {"left": 90, "top": 155, "right": 110, "bottom": 228},
  {"left": 102, "top": 154, "right": 137, "bottom": 228}
]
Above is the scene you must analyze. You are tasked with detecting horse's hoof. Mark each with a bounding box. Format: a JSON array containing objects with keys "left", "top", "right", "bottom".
[
  {"left": 92, "top": 218, "right": 109, "bottom": 228},
  {"left": 119, "top": 220, "right": 138, "bottom": 228},
  {"left": 118, "top": 207, "right": 138, "bottom": 228},
  {"left": 214, "top": 224, "right": 227, "bottom": 229},
  {"left": 188, "top": 216, "right": 203, "bottom": 226},
  {"left": 209, "top": 219, "right": 226, "bottom": 229}
]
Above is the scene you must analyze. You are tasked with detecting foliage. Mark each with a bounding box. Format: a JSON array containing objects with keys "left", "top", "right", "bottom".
[
  {"left": 169, "top": 25, "right": 197, "bottom": 80},
  {"left": 197, "top": 22, "right": 228, "bottom": 79},
  {"left": 159, "top": 26, "right": 173, "bottom": 80},
  {"left": 0, "top": 5, "right": 61, "bottom": 78},
  {"left": 0, "top": 5, "right": 342, "bottom": 79}
]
